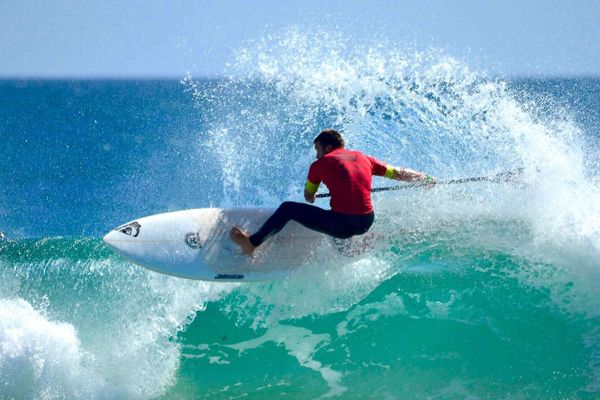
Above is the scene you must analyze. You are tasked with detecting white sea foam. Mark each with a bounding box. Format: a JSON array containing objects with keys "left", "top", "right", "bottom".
[
  {"left": 0, "top": 252, "right": 236, "bottom": 399},
  {"left": 0, "top": 298, "right": 99, "bottom": 399}
]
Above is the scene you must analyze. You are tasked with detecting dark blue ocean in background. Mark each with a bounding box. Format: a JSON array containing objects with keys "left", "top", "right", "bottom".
[{"left": 1, "top": 35, "right": 600, "bottom": 399}]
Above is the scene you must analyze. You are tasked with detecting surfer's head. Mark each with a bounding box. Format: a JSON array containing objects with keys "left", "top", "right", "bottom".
[{"left": 314, "top": 129, "right": 344, "bottom": 159}]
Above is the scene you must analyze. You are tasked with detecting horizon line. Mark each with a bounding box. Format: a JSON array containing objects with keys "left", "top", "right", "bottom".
[{"left": 1, "top": 73, "right": 600, "bottom": 81}]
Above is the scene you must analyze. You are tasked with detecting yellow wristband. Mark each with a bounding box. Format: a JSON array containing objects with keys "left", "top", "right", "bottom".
[
  {"left": 384, "top": 165, "right": 395, "bottom": 179},
  {"left": 305, "top": 180, "right": 320, "bottom": 194}
]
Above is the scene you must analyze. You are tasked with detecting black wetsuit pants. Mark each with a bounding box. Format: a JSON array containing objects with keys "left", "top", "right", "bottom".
[{"left": 249, "top": 201, "right": 375, "bottom": 247}]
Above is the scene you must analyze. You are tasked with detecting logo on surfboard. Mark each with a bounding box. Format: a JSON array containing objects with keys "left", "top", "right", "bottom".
[
  {"left": 185, "top": 232, "right": 202, "bottom": 249},
  {"left": 115, "top": 221, "right": 141, "bottom": 237}
]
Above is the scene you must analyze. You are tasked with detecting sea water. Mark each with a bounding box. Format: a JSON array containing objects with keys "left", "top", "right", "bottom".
[{"left": 1, "top": 32, "right": 600, "bottom": 399}]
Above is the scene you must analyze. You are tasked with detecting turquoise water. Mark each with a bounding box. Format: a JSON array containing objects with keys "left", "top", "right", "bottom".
[{"left": 1, "top": 33, "right": 600, "bottom": 399}]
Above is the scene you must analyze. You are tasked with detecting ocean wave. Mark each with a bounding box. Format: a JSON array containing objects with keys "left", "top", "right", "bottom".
[{"left": 0, "top": 238, "right": 233, "bottom": 399}]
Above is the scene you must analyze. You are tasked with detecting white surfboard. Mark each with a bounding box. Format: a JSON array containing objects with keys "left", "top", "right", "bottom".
[{"left": 103, "top": 208, "right": 375, "bottom": 281}]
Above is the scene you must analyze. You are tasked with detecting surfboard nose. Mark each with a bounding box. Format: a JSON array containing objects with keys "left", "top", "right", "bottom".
[
  {"left": 103, "top": 219, "right": 143, "bottom": 252},
  {"left": 102, "top": 221, "right": 153, "bottom": 267},
  {"left": 102, "top": 230, "right": 120, "bottom": 250}
]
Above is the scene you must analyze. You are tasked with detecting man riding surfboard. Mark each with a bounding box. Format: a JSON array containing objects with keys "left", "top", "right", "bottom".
[{"left": 231, "top": 129, "right": 435, "bottom": 254}]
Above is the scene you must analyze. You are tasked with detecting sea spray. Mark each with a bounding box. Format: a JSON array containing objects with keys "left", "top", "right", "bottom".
[{"left": 176, "top": 29, "right": 600, "bottom": 398}]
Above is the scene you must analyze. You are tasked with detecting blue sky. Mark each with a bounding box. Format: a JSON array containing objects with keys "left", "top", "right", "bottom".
[{"left": 2, "top": 0, "right": 599, "bottom": 78}]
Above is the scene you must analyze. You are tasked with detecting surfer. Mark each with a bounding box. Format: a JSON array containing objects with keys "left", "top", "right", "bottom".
[{"left": 231, "top": 129, "right": 436, "bottom": 254}]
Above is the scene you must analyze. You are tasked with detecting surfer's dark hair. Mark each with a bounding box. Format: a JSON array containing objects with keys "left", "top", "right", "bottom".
[{"left": 314, "top": 129, "right": 345, "bottom": 149}]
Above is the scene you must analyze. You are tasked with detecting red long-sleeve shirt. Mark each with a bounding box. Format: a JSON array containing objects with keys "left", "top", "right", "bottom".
[{"left": 307, "top": 148, "right": 388, "bottom": 215}]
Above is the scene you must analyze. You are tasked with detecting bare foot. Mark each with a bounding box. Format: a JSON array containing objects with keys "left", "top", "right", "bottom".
[{"left": 230, "top": 227, "right": 256, "bottom": 255}]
